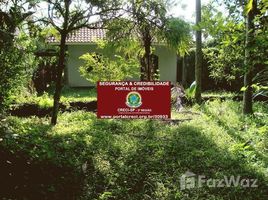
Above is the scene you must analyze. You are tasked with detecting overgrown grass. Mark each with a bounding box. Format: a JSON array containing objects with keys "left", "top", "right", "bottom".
[
  {"left": 202, "top": 90, "right": 239, "bottom": 98},
  {"left": 60, "top": 87, "right": 97, "bottom": 103},
  {"left": 10, "top": 87, "right": 97, "bottom": 108},
  {"left": 0, "top": 100, "right": 267, "bottom": 199}
]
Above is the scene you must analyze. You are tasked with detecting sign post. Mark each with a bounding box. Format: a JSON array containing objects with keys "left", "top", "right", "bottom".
[{"left": 97, "top": 81, "right": 171, "bottom": 119}]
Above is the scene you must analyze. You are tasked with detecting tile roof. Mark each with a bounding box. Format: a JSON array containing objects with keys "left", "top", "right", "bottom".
[{"left": 48, "top": 27, "right": 106, "bottom": 44}]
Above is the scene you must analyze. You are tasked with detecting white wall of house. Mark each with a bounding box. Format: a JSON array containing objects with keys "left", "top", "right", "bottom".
[
  {"left": 154, "top": 45, "right": 177, "bottom": 82},
  {"left": 66, "top": 43, "right": 177, "bottom": 87},
  {"left": 67, "top": 44, "right": 100, "bottom": 87}
]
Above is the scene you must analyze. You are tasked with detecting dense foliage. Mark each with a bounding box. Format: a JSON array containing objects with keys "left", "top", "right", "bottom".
[
  {"left": 79, "top": 40, "right": 140, "bottom": 82},
  {"left": 0, "top": 0, "right": 38, "bottom": 111},
  {"left": 202, "top": 5, "right": 245, "bottom": 82},
  {"left": 200, "top": 0, "right": 268, "bottom": 113},
  {"left": 0, "top": 38, "right": 37, "bottom": 110}
]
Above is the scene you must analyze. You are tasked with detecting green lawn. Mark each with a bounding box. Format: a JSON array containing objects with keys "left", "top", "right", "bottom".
[{"left": 0, "top": 99, "right": 267, "bottom": 199}]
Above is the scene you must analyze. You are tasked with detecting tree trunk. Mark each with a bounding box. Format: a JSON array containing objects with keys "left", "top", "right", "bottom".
[
  {"left": 151, "top": 54, "right": 159, "bottom": 80},
  {"left": 51, "top": 32, "right": 67, "bottom": 125},
  {"left": 243, "top": 0, "right": 256, "bottom": 115},
  {"left": 243, "top": 70, "right": 253, "bottom": 114},
  {"left": 145, "top": 44, "right": 151, "bottom": 81},
  {"left": 182, "top": 56, "right": 188, "bottom": 88},
  {"left": 195, "top": 0, "right": 202, "bottom": 103},
  {"left": 140, "top": 57, "right": 146, "bottom": 81},
  {"left": 141, "top": 29, "right": 152, "bottom": 81}
]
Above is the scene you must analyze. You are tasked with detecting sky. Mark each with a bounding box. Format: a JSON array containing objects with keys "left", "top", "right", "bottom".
[{"left": 169, "top": 0, "right": 210, "bottom": 23}]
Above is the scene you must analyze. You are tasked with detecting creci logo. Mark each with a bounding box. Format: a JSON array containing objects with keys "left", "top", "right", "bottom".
[{"left": 126, "top": 91, "right": 142, "bottom": 108}]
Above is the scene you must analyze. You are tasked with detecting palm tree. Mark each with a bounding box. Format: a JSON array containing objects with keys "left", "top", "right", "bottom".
[{"left": 195, "top": 0, "right": 202, "bottom": 103}]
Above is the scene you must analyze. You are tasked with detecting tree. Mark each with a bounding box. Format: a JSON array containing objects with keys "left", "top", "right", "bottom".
[
  {"left": 0, "top": 0, "right": 35, "bottom": 46},
  {"left": 44, "top": 0, "right": 120, "bottom": 125},
  {"left": 201, "top": 0, "right": 267, "bottom": 113},
  {"left": 242, "top": 0, "right": 268, "bottom": 114},
  {"left": 195, "top": 0, "right": 202, "bottom": 103},
  {"left": 0, "top": 0, "right": 37, "bottom": 111},
  {"left": 79, "top": 41, "right": 140, "bottom": 82},
  {"left": 252, "top": 1, "right": 268, "bottom": 98},
  {"left": 242, "top": 0, "right": 261, "bottom": 114},
  {"left": 202, "top": 4, "right": 245, "bottom": 87},
  {"left": 106, "top": 0, "right": 191, "bottom": 81}
]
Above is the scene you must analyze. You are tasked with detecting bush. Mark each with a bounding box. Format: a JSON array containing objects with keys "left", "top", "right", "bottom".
[
  {"left": 0, "top": 37, "right": 37, "bottom": 112},
  {"left": 79, "top": 40, "right": 140, "bottom": 83},
  {"left": 80, "top": 53, "right": 139, "bottom": 82}
]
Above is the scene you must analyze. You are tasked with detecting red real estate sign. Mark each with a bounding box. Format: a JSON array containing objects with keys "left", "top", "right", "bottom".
[{"left": 97, "top": 81, "right": 171, "bottom": 119}]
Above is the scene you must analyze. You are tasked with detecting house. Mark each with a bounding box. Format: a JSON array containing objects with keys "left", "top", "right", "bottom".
[{"left": 48, "top": 28, "right": 178, "bottom": 87}]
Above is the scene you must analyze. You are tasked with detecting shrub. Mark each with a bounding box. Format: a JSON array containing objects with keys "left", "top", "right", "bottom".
[{"left": 0, "top": 34, "right": 37, "bottom": 112}]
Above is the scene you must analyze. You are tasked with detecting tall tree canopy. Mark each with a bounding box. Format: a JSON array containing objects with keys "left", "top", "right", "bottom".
[
  {"left": 106, "top": 0, "right": 191, "bottom": 81},
  {"left": 0, "top": 0, "right": 36, "bottom": 46}
]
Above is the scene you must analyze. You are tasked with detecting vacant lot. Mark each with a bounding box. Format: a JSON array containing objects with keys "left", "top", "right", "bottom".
[{"left": 0, "top": 99, "right": 267, "bottom": 200}]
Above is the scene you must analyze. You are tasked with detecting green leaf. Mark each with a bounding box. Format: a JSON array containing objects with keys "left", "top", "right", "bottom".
[
  {"left": 240, "top": 86, "right": 247, "bottom": 92},
  {"left": 245, "top": 0, "right": 253, "bottom": 14},
  {"left": 185, "top": 81, "right": 197, "bottom": 100}
]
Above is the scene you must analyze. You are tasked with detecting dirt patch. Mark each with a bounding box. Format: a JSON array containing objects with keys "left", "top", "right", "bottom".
[{"left": 69, "top": 101, "right": 97, "bottom": 112}]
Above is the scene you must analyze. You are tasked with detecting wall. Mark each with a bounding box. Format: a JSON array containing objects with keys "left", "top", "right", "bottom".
[
  {"left": 154, "top": 45, "right": 177, "bottom": 83},
  {"left": 67, "top": 44, "right": 100, "bottom": 87},
  {"left": 66, "top": 44, "right": 177, "bottom": 87}
]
